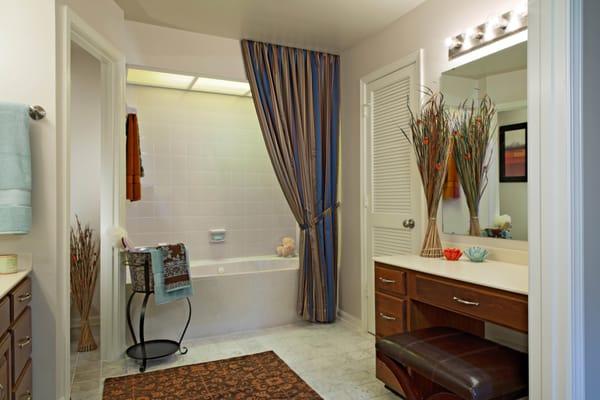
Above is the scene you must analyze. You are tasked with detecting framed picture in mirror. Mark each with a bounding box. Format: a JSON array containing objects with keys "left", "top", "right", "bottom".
[{"left": 499, "top": 122, "right": 527, "bottom": 182}]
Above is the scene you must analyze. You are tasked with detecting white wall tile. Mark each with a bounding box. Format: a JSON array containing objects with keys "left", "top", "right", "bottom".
[{"left": 127, "top": 85, "right": 297, "bottom": 260}]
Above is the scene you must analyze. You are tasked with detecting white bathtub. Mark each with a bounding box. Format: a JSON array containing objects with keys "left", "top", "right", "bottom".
[{"left": 127, "top": 256, "right": 300, "bottom": 341}]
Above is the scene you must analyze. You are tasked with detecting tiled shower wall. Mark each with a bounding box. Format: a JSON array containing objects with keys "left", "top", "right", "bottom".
[{"left": 126, "top": 85, "right": 297, "bottom": 260}]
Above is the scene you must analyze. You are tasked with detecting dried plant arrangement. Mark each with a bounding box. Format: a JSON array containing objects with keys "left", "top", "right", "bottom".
[
  {"left": 70, "top": 216, "right": 100, "bottom": 352},
  {"left": 402, "top": 90, "right": 453, "bottom": 257},
  {"left": 452, "top": 96, "right": 496, "bottom": 236}
]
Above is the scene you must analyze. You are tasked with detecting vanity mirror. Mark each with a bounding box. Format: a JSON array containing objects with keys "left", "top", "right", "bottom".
[{"left": 441, "top": 40, "right": 527, "bottom": 241}]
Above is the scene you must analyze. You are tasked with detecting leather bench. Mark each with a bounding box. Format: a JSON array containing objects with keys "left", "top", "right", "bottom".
[{"left": 376, "top": 327, "right": 528, "bottom": 400}]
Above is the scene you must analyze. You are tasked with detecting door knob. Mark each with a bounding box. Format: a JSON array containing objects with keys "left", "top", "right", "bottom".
[{"left": 403, "top": 219, "right": 415, "bottom": 229}]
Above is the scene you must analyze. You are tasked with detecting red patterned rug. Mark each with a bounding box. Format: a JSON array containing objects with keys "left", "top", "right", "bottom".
[{"left": 102, "top": 351, "right": 322, "bottom": 399}]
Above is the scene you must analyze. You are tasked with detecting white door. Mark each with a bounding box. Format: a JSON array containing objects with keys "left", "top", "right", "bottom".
[{"left": 364, "top": 64, "right": 421, "bottom": 334}]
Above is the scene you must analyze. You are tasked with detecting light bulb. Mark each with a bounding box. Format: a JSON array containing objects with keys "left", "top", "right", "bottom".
[{"left": 514, "top": 1, "right": 528, "bottom": 17}]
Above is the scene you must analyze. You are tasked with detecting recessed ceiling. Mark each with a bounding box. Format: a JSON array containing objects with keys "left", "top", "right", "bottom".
[{"left": 114, "top": 0, "right": 426, "bottom": 53}]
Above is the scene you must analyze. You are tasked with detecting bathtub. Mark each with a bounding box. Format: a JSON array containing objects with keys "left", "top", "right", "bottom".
[{"left": 127, "top": 255, "right": 300, "bottom": 341}]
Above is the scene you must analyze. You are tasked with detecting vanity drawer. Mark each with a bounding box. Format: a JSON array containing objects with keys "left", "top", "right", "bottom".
[
  {"left": 375, "top": 293, "right": 406, "bottom": 337},
  {"left": 13, "top": 359, "right": 31, "bottom": 400},
  {"left": 412, "top": 274, "right": 528, "bottom": 332},
  {"left": 11, "top": 308, "right": 31, "bottom": 384},
  {"left": 10, "top": 279, "right": 31, "bottom": 322},
  {"left": 0, "top": 298, "right": 10, "bottom": 338},
  {"left": 375, "top": 264, "right": 406, "bottom": 297},
  {"left": 0, "top": 334, "right": 10, "bottom": 400}
]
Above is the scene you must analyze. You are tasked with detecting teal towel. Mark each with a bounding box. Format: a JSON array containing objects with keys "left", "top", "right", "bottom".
[
  {"left": 149, "top": 248, "right": 193, "bottom": 305},
  {"left": 0, "top": 103, "right": 31, "bottom": 234}
]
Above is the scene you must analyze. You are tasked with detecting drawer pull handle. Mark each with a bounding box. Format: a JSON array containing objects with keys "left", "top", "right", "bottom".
[
  {"left": 20, "top": 391, "right": 31, "bottom": 400},
  {"left": 453, "top": 296, "right": 480, "bottom": 306},
  {"left": 18, "top": 293, "right": 32, "bottom": 302},
  {"left": 379, "top": 312, "right": 397, "bottom": 321},
  {"left": 378, "top": 277, "right": 396, "bottom": 284},
  {"left": 18, "top": 336, "right": 31, "bottom": 349}
]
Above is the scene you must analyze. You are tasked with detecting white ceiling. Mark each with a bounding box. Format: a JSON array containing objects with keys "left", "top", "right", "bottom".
[{"left": 114, "top": 0, "right": 426, "bottom": 53}]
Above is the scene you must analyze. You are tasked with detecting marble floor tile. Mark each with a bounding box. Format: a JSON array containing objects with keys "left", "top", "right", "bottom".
[{"left": 70, "top": 320, "right": 400, "bottom": 400}]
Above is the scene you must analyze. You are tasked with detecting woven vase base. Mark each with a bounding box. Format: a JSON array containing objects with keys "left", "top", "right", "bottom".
[{"left": 77, "top": 321, "right": 98, "bottom": 352}]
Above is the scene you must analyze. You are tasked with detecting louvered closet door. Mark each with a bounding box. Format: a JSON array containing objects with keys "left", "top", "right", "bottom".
[{"left": 365, "top": 64, "right": 420, "bottom": 334}]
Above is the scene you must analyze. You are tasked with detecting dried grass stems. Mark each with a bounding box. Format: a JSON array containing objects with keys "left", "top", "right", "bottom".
[
  {"left": 70, "top": 215, "right": 100, "bottom": 352},
  {"left": 402, "top": 89, "right": 453, "bottom": 257},
  {"left": 452, "top": 96, "right": 496, "bottom": 236}
]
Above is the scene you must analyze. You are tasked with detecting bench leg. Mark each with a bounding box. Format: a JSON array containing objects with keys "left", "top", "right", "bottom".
[{"left": 377, "top": 352, "right": 423, "bottom": 400}]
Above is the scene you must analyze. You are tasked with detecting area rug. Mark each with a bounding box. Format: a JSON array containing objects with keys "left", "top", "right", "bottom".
[{"left": 102, "top": 351, "right": 322, "bottom": 399}]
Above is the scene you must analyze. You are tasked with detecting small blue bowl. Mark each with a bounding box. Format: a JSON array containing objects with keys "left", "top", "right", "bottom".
[{"left": 464, "top": 246, "right": 489, "bottom": 262}]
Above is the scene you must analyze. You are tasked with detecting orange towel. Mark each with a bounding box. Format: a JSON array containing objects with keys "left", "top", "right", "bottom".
[
  {"left": 443, "top": 153, "right": 460, "bottom": 199},
  {"left": 126, "top": 114, "right": 142, "bottom": 201}
]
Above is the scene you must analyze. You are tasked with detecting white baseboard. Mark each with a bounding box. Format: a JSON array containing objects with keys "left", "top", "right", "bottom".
[{"left": 337, "top": 309, "right": 362, "bottom": 329}]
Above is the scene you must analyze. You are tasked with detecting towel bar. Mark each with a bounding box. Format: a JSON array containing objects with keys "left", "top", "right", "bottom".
[{"left": 28, "top": 105, "right": 45, "bottom": 121}]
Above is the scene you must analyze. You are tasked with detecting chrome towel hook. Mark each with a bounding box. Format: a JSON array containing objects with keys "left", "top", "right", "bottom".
[{"left": 28, "top": 105, "right": 45, "bottom": 121}]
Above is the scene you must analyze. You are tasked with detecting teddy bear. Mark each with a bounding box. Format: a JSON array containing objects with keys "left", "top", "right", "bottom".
[{"left": 276, "top": 236, "right": 296, "bottom": 257}]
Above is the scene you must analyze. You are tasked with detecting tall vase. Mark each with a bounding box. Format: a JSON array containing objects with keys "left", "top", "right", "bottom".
[
  {"left": 420, "top": 218, "right": 443, "bottom": 258},
  {"left": 469, "top": 215, "right": 481, "bottom": 237},
  {"left": 78, "top": 316, "right": 97, "bottom": 352}
]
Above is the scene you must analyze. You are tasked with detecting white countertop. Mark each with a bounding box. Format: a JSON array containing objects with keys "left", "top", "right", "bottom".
[
  {"left": 374, "top": 254, "right": 528, "bottom": 295},
  {"left": 0, "top": 254, "right": 32, "bottom": 299}
]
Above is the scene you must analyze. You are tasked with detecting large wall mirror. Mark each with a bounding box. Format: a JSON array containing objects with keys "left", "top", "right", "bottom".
[{"left": 441, "top": 40, "right": 527, "bottom": 241}]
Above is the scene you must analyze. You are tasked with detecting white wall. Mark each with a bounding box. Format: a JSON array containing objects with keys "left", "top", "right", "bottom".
[
  {"left": 70, "top": 43, "right": 102, "bottom": 328},
  {"left": 339, "top": 0, "right": 515, "bottom": 318},
  {"left": 126, "top": 85, "right": 296, "bottom": 260},
  {"left": 0, "top": 0, "right": 59, "bottom": 397},
  {"left": 124, "top": 21, "right": 246, "bottom": 82},
  {"left": 58, "top": 0, "right": 126, "bottom": 50}
]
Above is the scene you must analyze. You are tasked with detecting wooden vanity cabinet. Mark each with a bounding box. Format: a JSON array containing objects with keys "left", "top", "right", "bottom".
[
  {"left": 4, "top": 277, "right": 32, "bottom": 400},
  {"left": 374, "top": 263, "right": 408, "bottom": 395},
  {"left": 374, "top": 261, "right": 528, "bottom": 394},
  {"left": 0, "top": 333, "right": 11, "bottom": 400}
]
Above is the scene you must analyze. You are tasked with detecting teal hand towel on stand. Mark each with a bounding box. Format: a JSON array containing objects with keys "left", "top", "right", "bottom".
[
  {"left": 0, "top": 103, "right": 31, "bottom": 234},
  {"left": 149, "top": 248, "right": 193, "bottom": 305}
]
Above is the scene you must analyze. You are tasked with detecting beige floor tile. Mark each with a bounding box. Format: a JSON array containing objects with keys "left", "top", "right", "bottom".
[{"left": 70, "top": 320, "right": 398, "bottom": 400}]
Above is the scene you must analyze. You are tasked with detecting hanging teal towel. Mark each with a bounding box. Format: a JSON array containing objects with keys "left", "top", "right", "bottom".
[
  {"left": 149, "top": 248, "right": 193, "bottom": 305},
  {"left": 0, "top": 103, "right": 31, "bottom": 234}
]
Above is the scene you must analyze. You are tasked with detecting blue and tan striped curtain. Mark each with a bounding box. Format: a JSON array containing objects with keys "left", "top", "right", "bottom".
[{"left": 241, "top": 40, "right": 340, "bottom": 323}]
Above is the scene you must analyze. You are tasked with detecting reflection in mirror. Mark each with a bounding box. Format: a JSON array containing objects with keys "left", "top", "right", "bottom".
[{"left": 441, "top": 41, "right": 527, "bottom": 241}]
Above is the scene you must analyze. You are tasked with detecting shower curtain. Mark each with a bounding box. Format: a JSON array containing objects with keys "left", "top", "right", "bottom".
[{"left": 241, "top": 40, "right": 340, "bottom": 323}]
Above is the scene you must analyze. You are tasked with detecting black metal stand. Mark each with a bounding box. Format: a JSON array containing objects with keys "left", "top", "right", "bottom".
[{"left": 125, "top": 255, "right": 192, "bottom": 372}]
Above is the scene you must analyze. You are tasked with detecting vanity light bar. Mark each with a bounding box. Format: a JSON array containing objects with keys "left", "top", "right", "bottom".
[{"left": 446, "top": 7, "right": 528, "bottom": 60}]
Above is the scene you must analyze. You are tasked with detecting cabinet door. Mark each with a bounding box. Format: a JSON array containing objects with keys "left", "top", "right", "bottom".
[
  {"left": 0, "top": 334, "right": 11, "bottom": 400},
  {"left": 11, "top": 308, "right": 31, "bottom": 385},
  {"left": 13, "top": 360, "right": 31, "bottom": 400}
]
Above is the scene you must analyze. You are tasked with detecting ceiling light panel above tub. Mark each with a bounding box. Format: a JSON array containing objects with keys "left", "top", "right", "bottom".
[
  {"left": 126, "top": 68, "right": 252, "bottom": 97},
  {"left": 127, "top": 68, "right": 195, "bottom": 90},
  {"left": 191, "top": 77, "right": 251, "bottom": 97}
]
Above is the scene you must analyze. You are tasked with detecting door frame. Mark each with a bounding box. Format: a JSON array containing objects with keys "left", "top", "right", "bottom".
[
  {"left": 57, "top": 6, "right": 126, "bottom": 397},
  {"left": 529, "top": 0, "right": 584, "bottom": 397},
  {"left": 359, "top": 50, "right": 424, "bottom": 332}
]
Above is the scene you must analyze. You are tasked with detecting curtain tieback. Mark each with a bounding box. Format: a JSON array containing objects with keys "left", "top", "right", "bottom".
[{"left": 300, "top": 202, "right": 340, "bottom": 230}]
